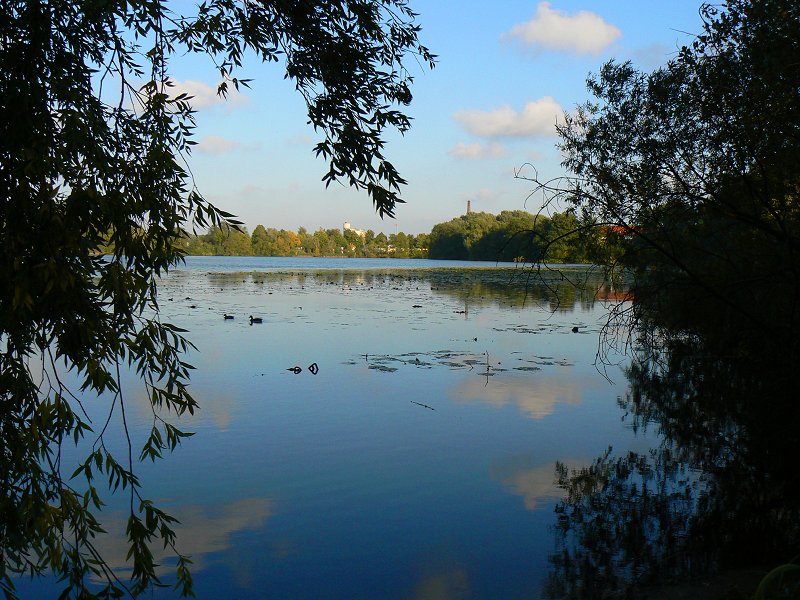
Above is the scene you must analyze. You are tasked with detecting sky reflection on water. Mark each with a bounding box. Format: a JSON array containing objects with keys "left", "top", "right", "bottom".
[{"left": 17, "top": 259, "right": 648, "bottom": 598}]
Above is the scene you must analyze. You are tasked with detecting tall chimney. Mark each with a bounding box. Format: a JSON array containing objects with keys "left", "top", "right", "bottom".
[{"left": 467, "top": 200, "right": 471, "bottom": 214}]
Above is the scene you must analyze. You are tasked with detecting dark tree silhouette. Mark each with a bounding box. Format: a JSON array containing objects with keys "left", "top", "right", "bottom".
[{"left": 0, "top": 0, "right": 433, "bottom": 596}]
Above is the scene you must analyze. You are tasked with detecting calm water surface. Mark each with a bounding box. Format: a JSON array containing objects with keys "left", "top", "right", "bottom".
[{"left": 21, "top": 258, "right": 650, "bottom": 598}]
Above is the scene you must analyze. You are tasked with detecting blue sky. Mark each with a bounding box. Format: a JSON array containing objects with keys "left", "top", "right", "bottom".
[{"left": 173, "top": 1, "right": 704, "bottom": 235}]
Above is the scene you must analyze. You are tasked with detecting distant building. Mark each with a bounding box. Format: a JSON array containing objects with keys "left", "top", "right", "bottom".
[{"left": 343, "top": 222, "right": 367, "bottom": 238}]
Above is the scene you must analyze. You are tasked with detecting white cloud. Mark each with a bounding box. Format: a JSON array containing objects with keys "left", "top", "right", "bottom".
[
  {"left": 196, "top": 135, "right": 243, "bottom": 155},
  {"left": 453, "top": 97, "right": 563, "bottom": 138},
  {"left": 448, "top": 142, "right": 508, "bottom": 160},
  {"left": 503, "top": 2, "right": 621, "bottom": 55},
  {"left": 166, "top": 79, "right": 249, "bottom": 110}
]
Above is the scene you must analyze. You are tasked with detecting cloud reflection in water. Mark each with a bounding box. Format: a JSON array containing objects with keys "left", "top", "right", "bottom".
[
  {"left": 412, "top": 567, "right": 470, "bottom": 600},
  {"left": 449, "top": 368, "right": 598, "bottom": 419},
  {"left": 91, "top": 497, "right": 274, "bottom": 578},
  {"left": 491, "top": 458, "right": 587, "bottom": 510}
]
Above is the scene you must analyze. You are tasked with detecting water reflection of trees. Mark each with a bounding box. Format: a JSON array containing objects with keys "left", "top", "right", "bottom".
[
  {"left": 196, "top": 267, "right": 622, "bottom": 313},
  {"left": 425, "top": 268, "right": 611, "bottom": 313},
  {"left": 544, "top": 336, "right": 800, "bottom": 598}
]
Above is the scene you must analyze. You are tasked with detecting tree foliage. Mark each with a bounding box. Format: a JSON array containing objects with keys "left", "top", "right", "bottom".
[
  {"left": 427, "top": 210, "right": 594, "bottom": 263},
  {"left": 181, "top": 224, "right": 427, "bottom": 257},
  {"left": 0, "top": 0, "right": 432, "bottom": 596},
  {"left": 525, "top": 0, "right": 800, "bottom": 363},
  {"left": 532, "top": 3, "right": 800, "bottom": 593}
]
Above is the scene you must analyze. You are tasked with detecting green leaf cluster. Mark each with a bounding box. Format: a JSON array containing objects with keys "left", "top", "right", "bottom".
[
  {"left": 180, "top": 224, "right": 429, "bottom": 258},
  {"left": 546, "top": 0, "right": 800, "bottom": 362},
  {"left": 427, "top": 210, "right": 600, "bottom": 263},
  {"left": 0, "top": 0, "right": 432, "bottom": 596}
]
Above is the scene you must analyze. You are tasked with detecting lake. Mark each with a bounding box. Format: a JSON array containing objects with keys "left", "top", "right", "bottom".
[{"left": 18, "top": 257, "right": 651, "bottom": 598}]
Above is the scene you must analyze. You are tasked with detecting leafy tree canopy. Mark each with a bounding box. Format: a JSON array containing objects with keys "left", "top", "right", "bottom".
[
  {"left": 532, "top": 3, "right": 800, "bottom": 592},
  {"left": 527, "top": 0, "right": 800, "bottom": 363},
  {"left": 0, "top": 0, "right": 432, "bottom": 597},
  {"left": 428, "top": 210, "right": 594, "bottom": 263},
  {"left": 180, "top": 223, "right": 426, "bottom": 257}
]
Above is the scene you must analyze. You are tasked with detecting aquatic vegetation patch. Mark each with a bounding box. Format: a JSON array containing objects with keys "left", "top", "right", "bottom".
[
  {"left": 493, "top": 323, "right": 583, "bottom": 335},
  {"left": 368, "top": 364, "right": 399, "bottom": 373},
  {"left": 351, "top": 349, "right": 571, "bottom": 376}
]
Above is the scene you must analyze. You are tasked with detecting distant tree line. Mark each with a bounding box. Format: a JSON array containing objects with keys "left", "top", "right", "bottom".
[
  {"left": 179, "top": 210, "right": 610, "bottom": 263},
  {"left": 427, "top": 210, "right": 608, "bottom": 263},
  {"left": 180, "top": 225, "right": 429, "bottom": 258}
]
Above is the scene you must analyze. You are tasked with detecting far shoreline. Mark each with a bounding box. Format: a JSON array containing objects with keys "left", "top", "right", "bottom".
[{"left": 169, "top": 255, "right": 599, "bottom": 273}]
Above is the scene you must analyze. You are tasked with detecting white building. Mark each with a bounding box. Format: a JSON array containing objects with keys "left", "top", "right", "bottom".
[{"left": 343, "top": 222, "right": 367, "bottom": 238}]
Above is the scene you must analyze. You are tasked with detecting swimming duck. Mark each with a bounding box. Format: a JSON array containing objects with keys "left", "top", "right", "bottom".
[
  {"left": 223, "top": 314, "right": 234, "bottom": 320},
  {"left": 249, "top": 315, "right": 263, "bottom": 324}
]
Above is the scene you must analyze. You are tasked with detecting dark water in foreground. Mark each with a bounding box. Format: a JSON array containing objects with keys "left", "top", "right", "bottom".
[{"left": 18, "top": 258, "right": 651, "bottom": 598}]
